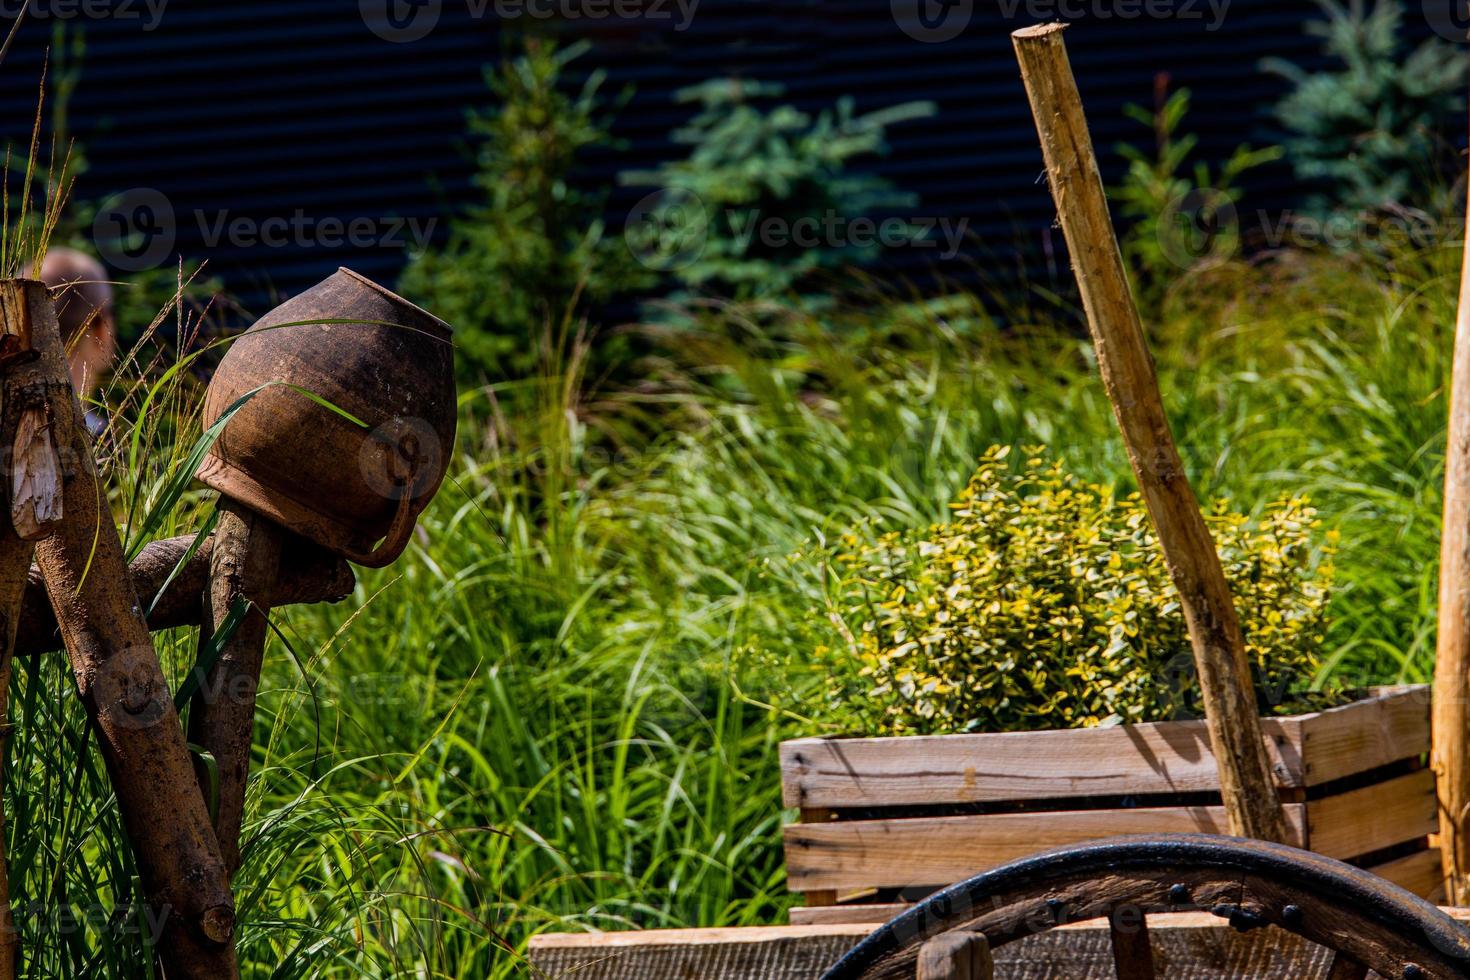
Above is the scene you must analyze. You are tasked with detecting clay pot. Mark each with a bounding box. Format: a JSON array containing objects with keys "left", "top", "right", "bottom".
[{"left": 196, "top": 268, "right": 456, "bottom": 567}]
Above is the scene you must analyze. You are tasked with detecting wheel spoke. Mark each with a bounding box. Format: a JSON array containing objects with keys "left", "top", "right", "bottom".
[
  {"left": 1109, "top": 909, "right": 1155, "bottom": 980},
  {"left": 917, "top": 931, "right": 993, "bottom": 980},
  {"left": 1324, "top": 952, "right": 1368, "bottom": 980}
]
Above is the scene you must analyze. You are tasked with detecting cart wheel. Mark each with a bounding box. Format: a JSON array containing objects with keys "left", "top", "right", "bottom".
[{"left": 820, "top": 833, "right": 1470, "bottom": 980}]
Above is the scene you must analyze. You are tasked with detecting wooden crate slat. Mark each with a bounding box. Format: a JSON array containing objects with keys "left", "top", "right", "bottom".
[
  {"left": 1305, "top": 770, "right": 1436, "bottom": 860},
  {"left": 784, "top": 805, "right": 1309, "bottom": 894},
  {"left": 782, "top": 688, "right": 1426, "bottom": 811},
  {"left": 790, "top": 902, "right": 911, "bottom": 926},
  {"left": 1369, "top": 847, "right": 1445, "bottom": 903},
  {"left": 1297, "top": 687, "right": 1431, "bottom": 787},
  {"left": 781, "top": 718, "right": 1302, "bottom": 811}
]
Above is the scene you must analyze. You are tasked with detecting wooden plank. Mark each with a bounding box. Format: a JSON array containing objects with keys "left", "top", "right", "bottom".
[
  {"left": 790, "top": 848, "right": 1449, "bottom": 925},
  {"left": 1298, "top": 686, "right": 1431, "bottom": 787},
  {"left": 782, "top": 688, "right": 1428, "bottom": 811},
  {"left": 528, "top": 914, "right": 1346, "bottom": 979},
  {"left": 918, "top": 931, "right": 992, "bottom": 980},
  {"left": 529, "top": 925, "right": 866, "bottom": 979},
  {"left": 781, "top": 720, "right": 1302, "bottom": 810},
  {"left": 1305, "top": 770, "right": 1436, "bottom": 860},
  {"left": 784, "top": 805, "right": 1308, "bottom": 894},
  {"left": 790, "top": 903, "right": 909, "bottom": 926},
  {"left": 1370, "top": 848, "right": 1445, "bottom": 903}
]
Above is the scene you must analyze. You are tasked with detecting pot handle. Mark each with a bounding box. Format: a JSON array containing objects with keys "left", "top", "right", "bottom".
[{"left": 339, "top": 456, "right": 421, "bottom": 569}]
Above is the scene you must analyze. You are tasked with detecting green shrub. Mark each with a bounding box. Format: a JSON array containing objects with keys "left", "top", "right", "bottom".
[
  {"left": 1113, "top": 85, "right": 1279, "bottom": 306},
  {"left": 399, "top": 36, "right": 651, "bottom": 379},
  {"left": 1261, "top": 0, "right": 1465, "bottom": 221},
  {"left": 815, "top": 447, "right": 1341, "bottom": 736},
  {"left": 620, "top": 80, "right": 934, "bottom": 299}
]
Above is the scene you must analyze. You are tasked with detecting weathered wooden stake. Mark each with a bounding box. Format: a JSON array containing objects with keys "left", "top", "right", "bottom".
[
  {"left": 1012, "top": 22, "right": 1288, "bottom": 843},
  {"left": 18, "top": 276, "right": 239, "bottom": 977},
  {"left": 0, "top": 279, "right": 65, "bottom": 979},
  {"left": 1434, "top": 112, "right": 1470, "bottom": 903},
  {"left": 188, "top": 498, "right": 284, "bottom": 875},
  {"left": 917, "top": 930, "right": 993, "bottom": 980}
]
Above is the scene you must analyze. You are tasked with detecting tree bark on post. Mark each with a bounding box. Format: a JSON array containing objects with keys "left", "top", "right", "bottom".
[
  {"left": 11, "top": 532, "right": 353, "bottom": 660},
  {"left": 1011, "top": 23, "right": 1289, "bottom": 844},
  {"left": 1434, "top": 116, "right": 1470, "bottom": 903},
  {"left": 188, "top": 498, "right": 284, "bottom": 875},
  {"left": 14, "top": 277, "right": 239, "bottom": 977},
  {"left": 0, "top": 278, "right": 68, "bottom": 978}
]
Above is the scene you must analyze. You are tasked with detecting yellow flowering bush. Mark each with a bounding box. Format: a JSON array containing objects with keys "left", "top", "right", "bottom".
[{"left": 820, "top": 446, "right": 1341, "bottom": 735}]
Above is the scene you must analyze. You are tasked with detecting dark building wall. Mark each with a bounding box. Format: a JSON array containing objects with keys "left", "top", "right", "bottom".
[{"left": 0, "top": 0, "right": 1441, "bottom": 323}]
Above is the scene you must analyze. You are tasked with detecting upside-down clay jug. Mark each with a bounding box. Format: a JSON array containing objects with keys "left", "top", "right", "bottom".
[{"left": 196, "top": 268, "right": 456, "bottom": 567}]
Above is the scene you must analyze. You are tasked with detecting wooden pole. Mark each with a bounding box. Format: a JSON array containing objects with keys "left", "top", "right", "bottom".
[
  {"left": 1011, "top": 23, "right": 1289, "bottom": 844},
  {"left": 1433, "top": 102, "right": 1470, "bottom": 904},
  {"left": 187, "top": 498, "right": 284, "bottom": 875},
  {"left": 18, "top": 278, "right": 239, "bottom": 977},
  {"left": 0, "top": 280, "right": 66, "bottom": 978},
  {"left": 12, "top": 532, "right": 354, "bottom": 660}
]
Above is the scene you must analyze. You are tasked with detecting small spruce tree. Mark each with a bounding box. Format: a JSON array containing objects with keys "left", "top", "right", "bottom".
[
  {"left": 620, "top": 80, "right": 934, "bottom": 299},
  {"left": 1260, "top": 0, "right": 1465, "bottom": 221},
  {"left": 399, "top": 37, "right": 651, "bottom": 379}
]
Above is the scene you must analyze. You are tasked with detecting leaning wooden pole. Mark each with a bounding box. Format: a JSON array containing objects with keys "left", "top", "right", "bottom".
[
  {"left": 17, "top": 277, "right": 239, "bottom": 976},
  {"left": 1012, "top": 23, "right": 1288, "bottom": 843},
  {"left": 1433, "top": 100, "right": 1470, "bottom": 904}
]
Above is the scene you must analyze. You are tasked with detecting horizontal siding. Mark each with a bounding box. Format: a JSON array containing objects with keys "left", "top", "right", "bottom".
[{"left": 0, "top": 0, "right": 1450, "bottom": 322}]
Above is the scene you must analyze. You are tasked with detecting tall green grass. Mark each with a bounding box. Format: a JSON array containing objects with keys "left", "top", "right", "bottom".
[{"left": 0, "top": 239, "right": 1462, "bottom": 976}]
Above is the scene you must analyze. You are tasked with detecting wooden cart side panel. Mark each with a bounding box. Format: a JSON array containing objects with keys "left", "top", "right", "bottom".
[
  {"left": 783, "top": 805, "right": 1310, "bottom": 894},
  {"left": 1303, "top": 769, "right": 1437, "bottom": 859},
  {"left": 780, "top": 718, "right": 1304, "bottom": 811},
  {"left": 529, "top": 914, "right": 1392, "bottom": 979},
  {"left": 781, "top": 688, "right": 1429, "bottom": 810},
  {"left": 1296, "top": 687, "right": 1432, "bottom": 787}
]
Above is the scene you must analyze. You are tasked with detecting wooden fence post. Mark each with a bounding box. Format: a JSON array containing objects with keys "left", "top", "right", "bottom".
[
  {"left": 1011, "top": 22, "right": 1288, "bottom": 843},
  {"left": 1434, "top": 110, "right": 1470, "bottom": 903},
  {"left": 17, "top": 277, "right": 239, "bottom": 978},
  {"left": 0, "top": 279, "right": 66, "bottom": 978}
]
